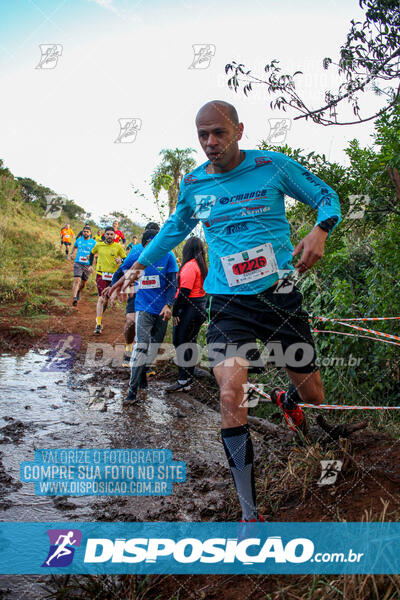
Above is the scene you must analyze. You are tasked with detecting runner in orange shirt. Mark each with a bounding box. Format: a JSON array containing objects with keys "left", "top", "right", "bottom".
[{"left": 60, "top": 223, "right": 75, "bottom": 257}]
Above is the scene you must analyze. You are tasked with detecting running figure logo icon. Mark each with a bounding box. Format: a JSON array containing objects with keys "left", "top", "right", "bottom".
[
  {"left": 42, "top": 529, "right": 82, "bottom": 567},
  {"left": 266, "top": 118, "right": 291, "bottom": 144},
  {"left": 36, "top": 44, "right": 63, "bottom": 69},
  {"left": 41, "top": 334, "right": 82, "bottom": 372},
  {"left": 317, "top": 460, "right": 343, "bottom": 486},
  {"left": 114, "top": 118, "right": 142, "bottom": 143},
  {"left": 188, "top": 44, "right": 216, "bottom": 69},
  {"left": 44, "top": 194, "right": 67, "bottom": 219}
]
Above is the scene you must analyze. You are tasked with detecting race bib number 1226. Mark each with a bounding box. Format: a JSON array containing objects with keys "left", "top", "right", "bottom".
[{"left": 221, "top": 243, "right": 278, "bottom": 287}]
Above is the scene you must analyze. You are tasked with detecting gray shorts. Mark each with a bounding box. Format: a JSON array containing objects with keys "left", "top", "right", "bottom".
[{"left": 73, "top": 262, "right": 90, "bottom": 281}]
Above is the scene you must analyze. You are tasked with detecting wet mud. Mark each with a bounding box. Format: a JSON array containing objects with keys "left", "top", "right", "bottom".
[
  {"left": 0, "top": 350, "right": 250, "bottom": 598},
  {"left": 1, "top": 344, "right": 400, "bottom": 598}
]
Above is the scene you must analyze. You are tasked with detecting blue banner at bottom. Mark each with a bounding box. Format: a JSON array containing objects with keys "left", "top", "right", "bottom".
[{"left": 0, "top": 522, "right": 399, "bottom": 574}]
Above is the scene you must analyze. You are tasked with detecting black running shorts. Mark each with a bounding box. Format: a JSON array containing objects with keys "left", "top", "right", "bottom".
[{"left": 206, "top": 283, "right": 318, "bottom": 373}]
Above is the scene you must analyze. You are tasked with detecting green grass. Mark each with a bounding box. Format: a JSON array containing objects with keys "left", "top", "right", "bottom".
[
  {"left": 17, "top": 295, "right": 71, "bottom": 316},
  {"left": 9, "top": 325, "right": 35, "bottom": 336},
  {"left": 0, "top": 196, "right": 82, "bottom": 314}
]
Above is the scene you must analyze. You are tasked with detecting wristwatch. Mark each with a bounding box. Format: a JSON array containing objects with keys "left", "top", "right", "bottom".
[{"left": 317, "top": 216, "right": 339, "bottom": 233}]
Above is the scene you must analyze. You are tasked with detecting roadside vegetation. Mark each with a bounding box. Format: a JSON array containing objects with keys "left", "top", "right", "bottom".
[{"left": 0, "top": 166, "right": 73, "bottom": 306}]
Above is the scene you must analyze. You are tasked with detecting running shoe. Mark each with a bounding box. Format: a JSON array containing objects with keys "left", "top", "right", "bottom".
[
  {"left": 124, "top": 390, "right": 137, "bottom": 405},
  {"left": 94, "top": 324, "right": 103, "bottom": 335},
  {"left": 72, "top": 297, "right": 78, "bottom": 307},
  {"left": 165, "top": 380, "right": 193, "bottom": 393},
  {"left": 240, "top": 514, "right": 265, "bottom": 523},
  {"left": 271, "top": 388, "right": 309, "bottom": 436},
  {"left": 193, "top": 367, "right": 212, "bottom": 379},
  {"left": 238, "top": 514, "right": 266, "bottom": 542}
]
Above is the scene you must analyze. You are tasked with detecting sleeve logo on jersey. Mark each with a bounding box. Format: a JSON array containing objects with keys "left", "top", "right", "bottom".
[
  {"left": 226, "top": 222, "right": 248, "bottom": 235},
  {"left": 184, "top": 174, "right": 198, "bottom": 185},
  {"left": 255, "top": 157, "right": 272, "bottom": 166},
  {"left": 301, "top": 172, "right": 332, "bottom": 205},
  {"left": 192, "top": 194, "right": 217, "bottom": 219}
]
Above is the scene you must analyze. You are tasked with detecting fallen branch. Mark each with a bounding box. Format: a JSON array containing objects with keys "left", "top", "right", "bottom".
[
  {"left": 316, "top": 415, "right": 368, "bottom": 440},
  {"left": 248, "top": 415, "right": 292, "bottom": 438}
]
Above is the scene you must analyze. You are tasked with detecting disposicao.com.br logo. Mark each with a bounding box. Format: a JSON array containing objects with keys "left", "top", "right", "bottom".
[
  {"left": 82, "top": 536, "right": 363, "bottom": 566},
  {"left": 0, "top": 522, "right": 389, "bottom": 574}
]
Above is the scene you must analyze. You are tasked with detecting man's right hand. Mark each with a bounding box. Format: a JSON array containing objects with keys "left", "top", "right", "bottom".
[{"left": 104, "top": 261, "right": 145, "bottom": 305}]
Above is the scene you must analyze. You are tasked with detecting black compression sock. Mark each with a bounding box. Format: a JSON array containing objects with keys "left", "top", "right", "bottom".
[{"left": 221, "top": 425, "right": 258, "bottom": 521}]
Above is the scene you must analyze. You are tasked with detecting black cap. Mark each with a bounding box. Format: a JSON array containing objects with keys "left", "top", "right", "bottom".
[
  {"left": 142, "top": 229, "right": 158, "bottom": 246},
  {"left": 145, "top": 222, "right": 160, "bottom": 232}
]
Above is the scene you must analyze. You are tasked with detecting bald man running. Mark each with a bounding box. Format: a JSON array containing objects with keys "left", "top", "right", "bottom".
[{"left": 107, "top": 100, "right": 341, "bottom": 522}]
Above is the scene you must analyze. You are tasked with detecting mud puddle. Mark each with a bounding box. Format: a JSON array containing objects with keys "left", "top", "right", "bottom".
[{"left": 0, "top": 349, "right": 233, "bottom": 598}]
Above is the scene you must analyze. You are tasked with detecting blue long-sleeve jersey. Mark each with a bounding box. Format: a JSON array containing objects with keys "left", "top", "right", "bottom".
[
  {"left": 138, "top": 150, "right": 341, "bottom": 295},
  {"left": 112, "top": 245, "right": 177, "bottom": 313},
  {"left": 111, "top": 245, "right": 143, "bottom": 285}
]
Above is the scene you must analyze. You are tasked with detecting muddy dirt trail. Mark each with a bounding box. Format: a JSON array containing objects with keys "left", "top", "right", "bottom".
[
  {"left": 0, "top": 351, "right": 243, "bottom": 598},
  {"left": 1, "top": 284, "right": 400, "bottom": 599},
  {"left": 0, "top": 289, "right": 260, "bottom": 597},
  {"left": 0, "top": 271, "right": 129, "bottom": 355}
]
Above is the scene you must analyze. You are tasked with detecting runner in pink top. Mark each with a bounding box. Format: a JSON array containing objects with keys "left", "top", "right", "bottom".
[
  {"left": 166, "top": 237, "right": 208, "bottom": 392},
  {"left": 179, "top": 258, "right": 206, "bottom": 299}
]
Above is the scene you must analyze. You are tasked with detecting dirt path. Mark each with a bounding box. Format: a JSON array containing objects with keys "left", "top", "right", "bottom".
[{"left": 0, "top": 263, "right": 127, "bottom": 354}]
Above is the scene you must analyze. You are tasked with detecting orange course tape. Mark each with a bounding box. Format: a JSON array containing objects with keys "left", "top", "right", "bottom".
[
  {"left": 312, "top": 328, "right": 400, "bottom": 347},
  {"left": 312, "top": 316, "right": 400, "bottom": 322},
  {"left": 248, "top": 384, "right": 400, "bottom": 411},
  {"left": 310, "top": 316, "right": 400, "bottom": 343}
]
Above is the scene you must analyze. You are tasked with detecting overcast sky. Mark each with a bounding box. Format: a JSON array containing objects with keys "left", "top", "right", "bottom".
[{"left": 0, "top": 0, "right": 381, "bottom": 223}]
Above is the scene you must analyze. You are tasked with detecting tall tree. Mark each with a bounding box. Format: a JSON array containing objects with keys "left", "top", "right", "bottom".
[
  {"left": 100, "top": 211, "right": 142, "bottom": 239},
  {"left": 151, "top": 148, "right": 196, "bottom": 214}
]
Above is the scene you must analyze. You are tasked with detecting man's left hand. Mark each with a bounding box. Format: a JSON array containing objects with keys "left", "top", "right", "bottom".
[{"left": 292, "top": 226, "right": 328, "bottom": 273}]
